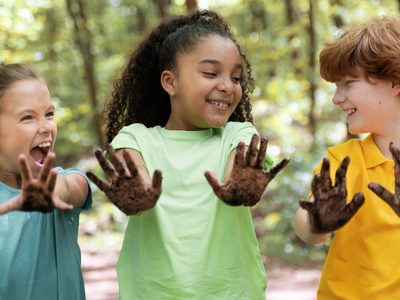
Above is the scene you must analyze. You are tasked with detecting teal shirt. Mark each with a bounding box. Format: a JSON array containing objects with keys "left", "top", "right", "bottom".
[
  {"left": 112, "top": 122, "right": 272, "bottom": 300},
  {"left": 0, "top": 167, "right": 92, "bottom": 300}
]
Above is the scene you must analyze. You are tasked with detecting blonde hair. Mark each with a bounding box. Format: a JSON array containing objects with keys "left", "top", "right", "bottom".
[
  {"left": 0, "top": 64, "right": 46, "bottom": 112},
  {"left": 320, "top": 15, "right": 400, "bottom": 83}
]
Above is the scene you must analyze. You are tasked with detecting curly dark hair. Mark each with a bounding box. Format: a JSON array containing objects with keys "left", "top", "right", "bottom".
[{"left": 105, "top": 10, "right": 255, "bottom": 143}]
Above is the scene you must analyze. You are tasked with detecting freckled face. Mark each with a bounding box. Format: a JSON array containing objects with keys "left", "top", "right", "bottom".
[
  {"left": 165, "top": 35, "right": 243, "bottom": 131},
  {"left": 0, "top": 80, "right": 57, "bottom": 180},
  {"left": 332, "top": 74, "right": 400, "bottom": 135}
]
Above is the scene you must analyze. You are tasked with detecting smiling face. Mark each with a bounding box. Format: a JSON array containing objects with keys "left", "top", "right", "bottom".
[
  {"left": 0, "top": 79, "right": 57, "bottom": 185},
  {"left": 332, "top": 73, "right": 400, "bottom": 136},
  {"left": 162, "top": 35, "right": 243, "bottom": 131}
]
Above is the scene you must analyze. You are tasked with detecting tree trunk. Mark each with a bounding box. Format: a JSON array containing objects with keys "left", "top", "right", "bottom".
[
  {"left": 65, "top": 0, "right": 104, "bottom": 148},
  {"left": 285, "top": 0, "right": 300, "bottom": 74},
  {"left": 186, "top": 0, "right": 198, "bottom": 14},
  {"left": 152, "top": 0, "right": 166, "bottom": 18},
  {"left": 308, "top": 0, "right": 317, "bottom": 140}
]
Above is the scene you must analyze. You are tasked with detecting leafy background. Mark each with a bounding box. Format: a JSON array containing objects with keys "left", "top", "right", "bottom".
[{"left": 2, "top": 0, "right": 398, "bottom": 263}]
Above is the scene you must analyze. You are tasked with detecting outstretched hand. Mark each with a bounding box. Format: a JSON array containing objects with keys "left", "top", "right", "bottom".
[
  {"left": 0, "top": 153, "right": 73, "bottom": 214},
  {"left": 205, "top": 134, "right": 290, "bottom": 207},
  {"left": 86, "top": 144, "right": 162, "bottom": 215},
  {"left": 368, "top": 142, "right": 400, "bottom": 218},
  {"left": 299, "top": 157, "right": 365, "bottom": 234}
]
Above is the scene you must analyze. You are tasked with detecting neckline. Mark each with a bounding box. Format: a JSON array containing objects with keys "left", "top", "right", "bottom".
[{"left": 157, "top": 126, "right": 213, "bottom": 141}]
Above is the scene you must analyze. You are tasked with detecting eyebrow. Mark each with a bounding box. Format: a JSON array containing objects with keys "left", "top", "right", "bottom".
[
  {"left": 199, "top": 59, "right": 242, "bottom": 70},
  {"left": 18, "top": 104, "right": 55, "bottom": 115}
]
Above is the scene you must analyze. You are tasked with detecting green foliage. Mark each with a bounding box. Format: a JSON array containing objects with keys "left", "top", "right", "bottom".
[{"left": 1, "top": 0, "right": 399, "bottom": 259}]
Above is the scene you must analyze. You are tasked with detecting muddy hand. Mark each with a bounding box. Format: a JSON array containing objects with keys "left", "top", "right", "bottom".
[
  {"left": 368, "top": 142, "right": 400, "bottom": 218},
  {"left": 0, "top": 153, "right": 73, "bottom": 214},
  {"left": 205, "top": 135, "right": 290, "bottom": 207},
  {"left": 86, "top": 144, "right": 162, "bottom": 215},
  {"left": 299, "top": 157, "right": 364, "bottom": 234}
]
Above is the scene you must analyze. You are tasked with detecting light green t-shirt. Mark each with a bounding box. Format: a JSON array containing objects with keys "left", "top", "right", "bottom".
[{"left": 111, "top": 122, "right": 273, "bottom": 300}]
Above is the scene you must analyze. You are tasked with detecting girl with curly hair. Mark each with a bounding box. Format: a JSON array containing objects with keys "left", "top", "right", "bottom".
[{"left": 88, "top": 10, "right": 289, "bottom": 299}]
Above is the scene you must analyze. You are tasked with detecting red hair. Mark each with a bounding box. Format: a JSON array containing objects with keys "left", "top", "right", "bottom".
[{"left": 320, "top": 15, "right": 400, "bottom": 84}]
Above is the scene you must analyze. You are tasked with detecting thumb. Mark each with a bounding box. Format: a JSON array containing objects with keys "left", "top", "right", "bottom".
[
  {"left": 204, "top": 171, "right": 222, "bottom": 193},
  {"left": 53, "top": 196, "right": 74, "bottom": 212}
]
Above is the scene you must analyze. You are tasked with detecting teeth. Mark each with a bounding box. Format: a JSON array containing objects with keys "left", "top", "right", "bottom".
[
  {"left": 344, "top": 109, "right": 357, "bottom": 116},
  {"left": 209, "top": 100, "right": 229, "bottom": 108},
  {"left": 38, "top": 142, "right": 51, "bottom": 148}
]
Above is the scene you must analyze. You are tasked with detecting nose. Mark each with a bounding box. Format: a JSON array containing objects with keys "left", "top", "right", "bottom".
[
  {"left": 332, "top": 88, "right": 346, "bottom": 105},
  {"left": 217, "top": 77, "right": 235, "bottom": 95},
  {"left": 38, "top": 118, "right": 53, "bottom": 134}
]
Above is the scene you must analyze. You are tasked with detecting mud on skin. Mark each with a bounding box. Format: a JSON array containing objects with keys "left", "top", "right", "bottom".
[
  {"left": 21, "top": 185, "right": 55, "bottom": 213},
  {"left": 86, "top": 144, "right": 162, "bottom": 215},
  {"left": 205, "top": 135, "right": 290, "bottom": 207},
  {"left": 299, "top": 156, "right": 365, "bottom": 234},
  {"left": 369, "top": 142, "right": 400, "bottom": 218}
]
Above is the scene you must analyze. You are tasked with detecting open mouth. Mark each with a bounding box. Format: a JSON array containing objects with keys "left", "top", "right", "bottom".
[
  {"left": 30, "top": 142, "right": 51, "bottom": 166},
  {"left": 207, "top": 100, "right": 231, "bottom": 109}
]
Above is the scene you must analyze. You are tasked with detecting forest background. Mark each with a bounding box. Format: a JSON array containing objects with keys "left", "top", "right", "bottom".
[{"left": 2, "top": 0, "right": 399, "bottom": 264}]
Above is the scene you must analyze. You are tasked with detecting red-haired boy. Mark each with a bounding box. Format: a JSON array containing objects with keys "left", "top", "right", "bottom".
[{"left": 294, "top": 15, "right": 400, "bottom": 299}]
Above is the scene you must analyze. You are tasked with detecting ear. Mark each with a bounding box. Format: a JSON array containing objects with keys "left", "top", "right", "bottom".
[
  {"left": 161, "top": 70, "right": 176, "bottom": 96},
  {"left": 392, "top": 81, "right": 400, "bottom": 97}
]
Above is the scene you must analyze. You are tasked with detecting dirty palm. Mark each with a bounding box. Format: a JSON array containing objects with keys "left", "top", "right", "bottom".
[{"left": 87, "top": 134, "right": 290, "bottom": 215}]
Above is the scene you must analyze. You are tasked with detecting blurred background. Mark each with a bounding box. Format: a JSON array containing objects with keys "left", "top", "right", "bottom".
[{"left": 2, "top": 0, "right": 399, "bottom": 299}]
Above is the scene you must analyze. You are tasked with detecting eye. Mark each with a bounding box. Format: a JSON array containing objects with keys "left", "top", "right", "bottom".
[
  {"left": 21, "top": 115, "right": 32, "bottom": 121},
  {"left": 346, "top": 80, "right": 356, "bottom": 85},
  {"left": 46, "top": 111, "right": 54, "bottom": 118},
  {"left": 203, "top": 72, "right": 217, "bottom": 77},
  {"left": 232, "top": 77, "right": 240, "bottom": 83}
]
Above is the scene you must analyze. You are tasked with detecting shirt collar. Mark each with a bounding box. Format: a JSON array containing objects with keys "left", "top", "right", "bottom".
[{"left": 362, "top": 133, "right": 389, "bottom": 168}]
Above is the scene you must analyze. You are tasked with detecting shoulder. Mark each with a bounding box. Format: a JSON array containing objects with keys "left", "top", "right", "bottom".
[{"left": 327, "top": 138, "right": 363, "bottom": 161}]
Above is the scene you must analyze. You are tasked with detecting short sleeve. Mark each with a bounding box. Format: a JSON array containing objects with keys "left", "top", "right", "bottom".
[
  {"left": 110, "top": 123, "right": 147, "bottom": 153},
  {"left": 54, "top": 167, "right": 92, "bottom": 212},
  {"left": 225, "top": 122, "right": 274, "bottom": 170}
]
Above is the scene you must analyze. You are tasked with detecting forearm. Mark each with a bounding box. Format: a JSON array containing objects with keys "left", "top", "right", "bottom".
[
  {"left": 294, "top": 206, "right": 331, "bottom": 244},
  {"left": 55, "top": 174, "right": 88, "bottom": 208}
]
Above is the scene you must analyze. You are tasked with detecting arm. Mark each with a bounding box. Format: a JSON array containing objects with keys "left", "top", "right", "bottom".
[
  {"left": 54, "top": 173, "right": 89, "bottom": 208},
  {"left": 294, "top": 157, "right": 364, "bottom": 241},
  {"left": 294, "top": 195, "right": 332, "bottom": 244}
]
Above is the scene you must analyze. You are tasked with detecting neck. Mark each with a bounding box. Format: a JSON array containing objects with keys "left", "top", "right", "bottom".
[
  {"left": 373, "top": 132, "right": 400, "bottom": 160},
  {"left": 0, "top": 171, "right": 22, "bottom": 189}
]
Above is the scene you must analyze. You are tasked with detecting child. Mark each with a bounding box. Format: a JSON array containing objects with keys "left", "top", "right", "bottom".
[
  {"left": 87, "top": 10, "right": 289, "bottom": 299},
  {"left": 0, "top": 64, "right": 92, "bottom": 300},
  {"left": 294, "top": 16, "right": 400, "bottom": 299}
]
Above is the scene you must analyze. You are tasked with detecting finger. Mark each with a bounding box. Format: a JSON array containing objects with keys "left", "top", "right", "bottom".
[
  {"left": 265, "top": 157, "right": 290, "bottom": 179},
  {"left": 106, "top": 144, "right": 127, "bottom": 177},
  {"left": 233, "top": 142, "right": 246, "bottom": 169},
  {"left": 320, "top": 157, "right": 332, "bottom": 192},
  {"left": 151, "top": 169, "right": 162, "bottom": 196},
  {"left": 86, "top": 171, "right": 110, "bottom": 192},
  {"left": 204, "top": 171, "right": 223, "bottom": 193},
  {"left": 47, "top": 169, "right": 58, "bottom": 193},
  {"left": 255, "top": 137, "right": 268, "bottom": 169},
  {"left": 389, "top": 142, "right": 400, "bottom": 165},
  {"left": 18, "top": 154, "right": 33, "bottom": 183},
  {"left": 246, "top": 134, "right": 259, "bottom": 167},
  {"left": 299, "top": 200, "right": 314, "bottom": 212},
  {"left": 368, "top": 182, "right": 395, "bottom": 206},
  {"left": 53, "top": 196, "right": 73, "bottom": 212},
  {"left": 39, "top": 152, "right": 56, "bottom": 184},
  {"left": 94, "top": 149, "right": 117, "bottom": 180},
  {"left": 123, "top": 150, "right": 139, "bottom": 177},
  {"left": 0, "top": 197, "right": 22, "bottom": 214},
  {"left": 334, "top": 156, "right": 349, "bottom": 189},
  {"left": 311, "top": 174, "right": 323, "bottom": 200},
  {"left": 344, "top": 192, "right": 365, "bottom": 218}
]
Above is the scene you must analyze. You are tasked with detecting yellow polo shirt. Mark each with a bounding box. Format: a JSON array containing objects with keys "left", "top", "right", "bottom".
[{"left": 314, "top": 134, "right": 400, "bottom": 300}]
